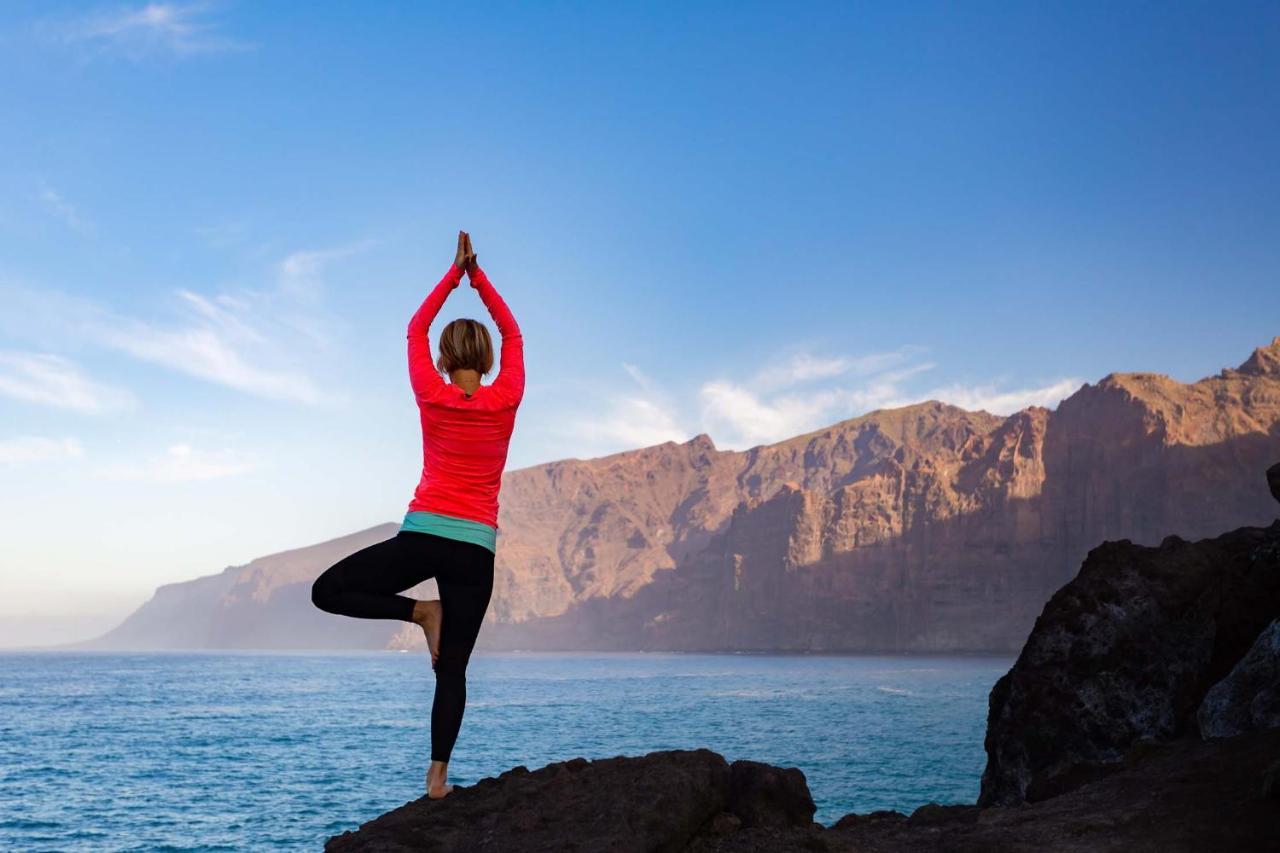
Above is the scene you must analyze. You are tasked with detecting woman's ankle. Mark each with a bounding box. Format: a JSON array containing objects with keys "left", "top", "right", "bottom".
[{"left": 411, "top": 598, "right": 441, "bottom": 624}]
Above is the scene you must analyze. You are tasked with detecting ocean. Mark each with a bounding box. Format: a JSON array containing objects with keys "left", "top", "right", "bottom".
[{"left": 0, "top": 650, "right": 1013, "bottom": 850}]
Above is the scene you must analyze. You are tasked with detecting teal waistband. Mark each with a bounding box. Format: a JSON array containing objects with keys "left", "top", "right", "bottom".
[{"left": 401, "top": 510, "right": 496, "bottom": 554}]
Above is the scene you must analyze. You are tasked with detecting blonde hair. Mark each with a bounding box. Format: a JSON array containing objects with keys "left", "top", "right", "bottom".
[{"left": 435, "top": 318, "right": 495, "bottom": 377}]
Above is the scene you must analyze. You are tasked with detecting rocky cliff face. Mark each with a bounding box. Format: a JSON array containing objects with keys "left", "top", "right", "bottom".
[
  {"left": 485, "top": 337, "right": 1280, "bottom": 653},
  {"left": 82, "top": 524, "right": 403, "bottom": 650},
  {"left": 84, "top": 339, "right": 1280, "bottom": 652}
]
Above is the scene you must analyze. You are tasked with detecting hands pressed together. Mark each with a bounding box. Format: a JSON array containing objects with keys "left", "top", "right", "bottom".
[{"left": 454, "top": 230, "right": 479, "bottom": 282}]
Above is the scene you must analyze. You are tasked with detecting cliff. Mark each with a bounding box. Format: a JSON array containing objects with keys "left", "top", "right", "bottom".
[
  {"left": 83, "top": 338, "right": 1280, "bottom": 652},
  {"left": 81, "top": 524, "right": 401, "bottom": 650}
]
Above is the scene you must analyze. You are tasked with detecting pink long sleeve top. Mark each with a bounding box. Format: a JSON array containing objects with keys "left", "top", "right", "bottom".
[{"left": 405, "top": 262, "right": 525, "bottom": 534}]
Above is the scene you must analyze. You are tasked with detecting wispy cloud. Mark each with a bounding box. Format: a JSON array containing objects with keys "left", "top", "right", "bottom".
[
  {"left": 0, "top": 241, "right": 364, "bottom": 405},
  {"left": 917, "top": 378, "right": 1084, "bottom": 415},
  {"left": 561, "top": 363, "right": 688, "bottom": 451},
  {"left": 37, "top": 186, "right": 94, "bottom": 234},
  {"left": 44, "top": 2, "right": 253, "bottom": 59},
  {"left": 91, "top": 442, "right": 253, "bottom": 482},
  {"left": 272, "top": 240, "right": 377, "bottom": 345},
  {"left": 562, "top": 347, "right": 1083, "bottom": 455},
  {"left": 748, "top": 347, "right": 927, "bottom": 394},
  {"left": 700, "top": 353, "right": 1082, "bottom": 448},
  {"left": 0, "top": 436, "right": 84, "bottom": 465},
  {"left": 276, "top": 242, "right": 376, "bottom": 293},
  {"left": 690, "top": 348, "right": 936, "bottom": 447},
  {"left": 99, "top": 314, "right": 328, "bottom": 404},
  {"left": 0, "top": 351, "right": 135, "bottom": 413}
]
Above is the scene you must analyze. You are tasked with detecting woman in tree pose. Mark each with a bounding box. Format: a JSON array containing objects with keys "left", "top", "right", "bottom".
[{"left": 312, "top": 230, "right": 524, "bottom": 799}]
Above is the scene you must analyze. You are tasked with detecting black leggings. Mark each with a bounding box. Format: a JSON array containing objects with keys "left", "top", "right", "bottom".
[{"left": 310, "top": 531, "right": 495, "bottom": 763}]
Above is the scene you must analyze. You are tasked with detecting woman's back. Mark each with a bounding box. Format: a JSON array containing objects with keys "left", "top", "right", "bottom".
[
  {"left": 411, "top": 382, "right": 519, "bottom": 529},
  {"left": 406, "top": 261, "right": 524, "bottom": 531}
]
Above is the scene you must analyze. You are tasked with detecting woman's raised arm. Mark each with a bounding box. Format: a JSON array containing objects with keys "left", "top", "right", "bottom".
[
  {"left": 407, "top": 262, "right": 464, "bottom": 402},
  {"left": 468, "top": 262, "right": 525, "bottom": 407}
]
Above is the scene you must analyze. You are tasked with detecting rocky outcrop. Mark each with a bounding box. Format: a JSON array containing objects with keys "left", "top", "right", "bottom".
[
  {"left": 1199, "top": 619, "right": 1280, "bottom": 738},
  {"left": 977, "top": 521, "right": 1280, "bottom": 806},
  {"left": 976, "top": 458, "right": 1280, "bottom": 806},
  {"left": 826, "top": 727, "right": 1280, "bottom": 853},
  {"left": 82, "top": 338, "right": 1280, "bottom": 653},
  {"left": 324, "top": 731, "right": 1280, "bottom": 852},
  {"left": 323, "top": 749, "right": 816, "bottom": 852}
]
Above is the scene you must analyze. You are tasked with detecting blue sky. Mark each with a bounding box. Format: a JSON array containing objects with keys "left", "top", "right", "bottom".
[{"left": 1, "top": 1, "right": 1277, "bottom": 645}]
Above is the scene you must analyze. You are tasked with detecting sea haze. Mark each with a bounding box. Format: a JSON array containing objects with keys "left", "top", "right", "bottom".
[{"left": 1, "top": 650, "right": 1011, "bottom": 849}]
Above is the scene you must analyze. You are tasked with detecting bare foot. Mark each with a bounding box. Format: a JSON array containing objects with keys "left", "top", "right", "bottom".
[
  {"left": 426, "top": 764, "right": 454, "bottom": 799},
  {"left": 413, "top": 599, "right": 442, "bottom": 668}
]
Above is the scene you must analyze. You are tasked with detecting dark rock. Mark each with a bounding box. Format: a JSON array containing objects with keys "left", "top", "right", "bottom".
[
  {"left": 830, "top": 810, "right": 907, "bottom": 830},
  {"left": 1269, "top": 461, "right": 1280, "bottom": 504},
  {"left": 907, "top": 802, "right": 982, "bottom": 826},
  {"left": 1263, "top": 758, "right": 1280, "bottom": 799},
  {"left": 666, "top": 730, "right": 1280, "bottom": 852},
  {"left": 684, "top": 824, "right": 834, "bottom": 853},
  {"left": 978, "top": 522, "right": 1280, "bottom": 806},
  {"left": 1199, "top": 619, "right": 1280, "bottom": 738},
  {"left": 705, "top": 812, "right": 743, "bottom": 835},
  {"left": 687, "top": 731, "right": 1280, "bottom": 849},
  {"left": 324, "top": 748, "right": 733, "bottom": 852},
  {"left": 831, "top": 728, "right": 1280, "bottom": 853},
  {"left": 726, "top": 759, "right": 816, "bottom": 828},
  {"left": 325, "top": 749, "right": 821, "bottom": 852}
]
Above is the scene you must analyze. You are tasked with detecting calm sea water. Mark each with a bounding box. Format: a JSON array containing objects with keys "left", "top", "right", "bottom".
[{"left": 0, "top": 651, "right": 1012, "bottom": 850}]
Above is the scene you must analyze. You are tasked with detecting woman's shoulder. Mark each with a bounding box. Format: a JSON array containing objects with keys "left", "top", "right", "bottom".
[{"left": 428, "top": 384, "right": 516, "bottom": 413}]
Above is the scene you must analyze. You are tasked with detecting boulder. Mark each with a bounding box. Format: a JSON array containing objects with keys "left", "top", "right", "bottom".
[
  {"left": 1199, "top": 619, "right": 1280, "bottom": 738},
  {"left": 726, "top": 759, "right": 816, "bottom": 829},
  {"left": 832, "top": 727, "right": 1280, "bottom": 853},
  {"left": 324, "top": 749, "right": 815, "bottom": 852},
  {"left": 906, "top": 802, "right": 982, "bottom": 826},
  {"left": 978, "top": 519, "right": 1280, "bottom": 806}
]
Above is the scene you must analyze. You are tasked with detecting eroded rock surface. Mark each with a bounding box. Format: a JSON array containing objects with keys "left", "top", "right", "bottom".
[
  {"left": 978, "top": 521, "right": 1280, "bottom": 806},
  {"left": 324, "top": 749, "right": 815, "bottom": 853},
  {"left": 1199, "top": 618, "right": 1280, "bottom": 738}
]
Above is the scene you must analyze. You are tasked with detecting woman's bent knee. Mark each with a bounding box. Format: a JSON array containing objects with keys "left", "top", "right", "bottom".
[{"left": 311, "top": 572, "right": 338, "bottom": 612}]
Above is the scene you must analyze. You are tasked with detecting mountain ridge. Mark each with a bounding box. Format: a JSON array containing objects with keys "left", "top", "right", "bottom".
[{"left": 73, "top": 337, "right": 1280, "bottom": 652}]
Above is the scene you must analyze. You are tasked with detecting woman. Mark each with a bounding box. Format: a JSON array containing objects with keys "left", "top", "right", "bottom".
[{"left": 311, "top": 230, "right": 524, "bottom": 799}]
